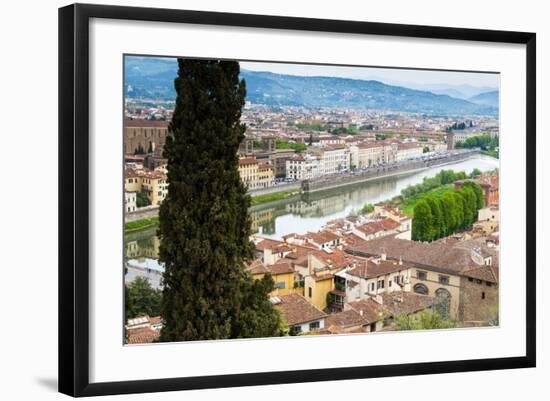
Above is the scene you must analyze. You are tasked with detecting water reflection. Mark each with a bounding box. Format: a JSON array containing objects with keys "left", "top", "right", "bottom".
[{"left": 125, "top": 155, "right": 499, "bottom": 263}]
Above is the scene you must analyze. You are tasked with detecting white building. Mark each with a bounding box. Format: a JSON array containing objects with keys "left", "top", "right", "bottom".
[
  {"left": 286, "top": 153, "right": 321, "bottom": 181},
  {"left": 316, "top": 145, "right": 350, "bottom": 175},
  {"left": 125, "top": 191, "right": 137, "bottom": 213},
  {"left": 396, "top": 143, "right": 424, "bottom": 161}
]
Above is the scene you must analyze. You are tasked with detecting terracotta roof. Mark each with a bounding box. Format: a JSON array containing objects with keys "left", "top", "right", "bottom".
[
  {"left": 347, "top": 299, "right": 386, "bottom": 323},
  {"left": 346, "top": 237, "right": 497, "bottom": 275},
  {"left": 356, "top": 218, "right": 400, "bottom": 235},
  {"left": 125, "top": 119, "right": 170, "bottom": 128},
  {"left": 325, "top": 309, "right": 368, "bottom": 329},
  {"left": 254, "top": 238, "right": 285, "bottom": 251},
  {"left": 462, "top": 265, "right": 499, "bottom": 284},
  {"left": 266, "top": 261, "right": 295, "bottom": 275},
  {"left": 358, "top": 142, "right": 383, "bottom": 149},
  {"left": 127, "top": 327, "right": 160, "bottom": 344},
  {"left": 347, "top": 258, "right": 411, "bottom": 280},
  {"left": 380, "top": 292, "right": 434, "bottom": 316},
  {"left": 245, "top": 260, "right": 269, "bottom": 275},
  {"left": 306, "top": 230, "right": 340, "bottom": 244},
  {"left": 239, "top": 157, "right": 259, "bottom": 165},
  {"left": 274, "top": 294, "right": 327, "bottom": 326}
]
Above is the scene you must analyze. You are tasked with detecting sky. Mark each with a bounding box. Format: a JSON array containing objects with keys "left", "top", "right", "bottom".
[{"left": 240, "top": 61, "right": 499, "bottom": 90}]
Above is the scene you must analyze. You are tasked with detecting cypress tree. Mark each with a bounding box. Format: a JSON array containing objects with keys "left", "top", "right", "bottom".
[
  {"left": 158, "top": 59, "right": 282, "bottom": 342},
  {"left": 426, "top": 197, "right": 444, "bottom": 240},
  {"left": 451, "top": 192, "right": 465, "bottom": 230},
  {"left": 462, "top": 181, "right": 484, "bottom": 209},
  {"left": 459, "top": 187, "right": 478, "bottom": 227},
  {"left": 440, "top": 193, "right": 457, "bottom": 236},
  {"left": 412, "top": 200, "right": 433, "bottom": 242}
]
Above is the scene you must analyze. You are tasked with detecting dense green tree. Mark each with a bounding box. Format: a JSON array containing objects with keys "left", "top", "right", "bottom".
[
  {"left": 395, "top": 310, "right": 457, "bottom": 330},
  {"left": 361, "top": 203, "right": 375, "bottom": 214},
  {"left": 439, "top": 193, "right": 458, "bottom": 236},
  {"left": 158, "top": 59, "right": 282, "bottom": 342},
  {"left": 425, "top": 197, "right": 444, "bottom": 240},
  {"left": 461, "top": 181, "right": 485, "bottom": 209},
  {"left": 469, "top": 168, "right": 482, "bottom": 178},
  {"left": 125, "top": 277, "right": 162, "bottom": 320},
  {"left": 451, "top": 192, "right": 465, "bottom": 230},
  {"left": 136, "top": 190, "right": 151, "bottom": 208},
  {"left": 412, "top": 200, "right": 433, "bottom": 242},
  {"left": 459, "top": 186, "right": 478, "bottom": 228}
]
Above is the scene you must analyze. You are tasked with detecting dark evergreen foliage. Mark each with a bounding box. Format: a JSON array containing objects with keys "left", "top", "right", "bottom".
[{"left": 158, "top": 59, "right": 282, "bottom": 342}]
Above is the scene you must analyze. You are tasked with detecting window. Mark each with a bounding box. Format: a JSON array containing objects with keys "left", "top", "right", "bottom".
[
  {"left": 389, "top": 280, "right": 392, "bottom": 287},
  {"left": 413, "top": 283, "right": 429, "bottom": 295},
  {"left": 438, "top": 275, "right": 450, "bottom": 285},
  {"left": 481, "top": 292, "right": 486, "bottom": 300},
  {"left": 308, "top": 287, "right": 312, "bottom": 298},
  {"left": 417, "top": 270, "right": 427, "bottom": 280},
  {"left": 377, "top": 279, "right": 385, "bottom": 289},
  {"left": 290, "top": 326, "right": 302, "bottom": 335},
  {"left": 486, "top": 282, "right": 492, "bottom": 287},
  {"left": 468, "top": 277, "right": 474, "bottom": 282},
  {"left": 276, "top": 282, "right": 285, "bottom": 289},
  {"left": 309, "top": 321, "right": 320, "bottom": 331},
  {"left": 370, "top": 282, "right": 375, "bottom": 292}
]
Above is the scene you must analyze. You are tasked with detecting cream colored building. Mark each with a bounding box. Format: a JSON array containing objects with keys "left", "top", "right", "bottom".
[
  {"left": 286, "top": 153, "right": 320, "bottom": 181},
  {"left": 396, "top": 143, "right": 424, "bottom": 161},
  {"left": 238, "top": 157, "right": 275, "bottom": 190},
  {"left": 353, "top": 141, "right": 397, "bottom": 168},
  {"left": 315, "top": 145, "right": 350, "bottom": 175},
  {"left": 125, "top": 191, "right": 137, "bottom": 213},
  {"left": 124, "top": 167, "right": 168, "bottom": 207}
]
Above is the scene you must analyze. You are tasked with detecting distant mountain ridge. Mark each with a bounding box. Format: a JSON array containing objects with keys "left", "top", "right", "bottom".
[
  {"left": 467, "top": 90, "right": 499, "bottom": 108},
  {"left": 124, "top": 57, "right": 498, "bottom": 116}
]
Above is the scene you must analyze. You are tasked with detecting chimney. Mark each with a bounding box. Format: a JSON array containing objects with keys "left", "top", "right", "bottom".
[
  {"left": 399, "top": 256, "right": 403, "bottom": 265},
  {"left": 359, "top": 310, "right": 363, "bottom": 317},
  {"left": 381, "top": 253, "right": 386, "bottom": 261}
]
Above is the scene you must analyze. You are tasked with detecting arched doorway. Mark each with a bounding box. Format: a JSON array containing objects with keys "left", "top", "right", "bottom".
[
  {"left": 413, "top": 283, "right": 429, "bottom": 295},
  {"left": 435, "top": 288, "right": 451, "bottom": 319}
]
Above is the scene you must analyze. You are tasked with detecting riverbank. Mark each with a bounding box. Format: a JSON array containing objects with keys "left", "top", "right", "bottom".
[
  {"left": 125, "top": 190, "right": 301, "bottom": 233},
  {"left": 125, "top": 217, "right": 159, "bottom": 233},
  {"left": 480, "top": 150, "right": 499, "bottom": 158},
  {"left": 250, "top": 190, "right": 300, "bottom": 206},
  {"left": 302, "top": 150, "right": 479, "bottom": 194}
]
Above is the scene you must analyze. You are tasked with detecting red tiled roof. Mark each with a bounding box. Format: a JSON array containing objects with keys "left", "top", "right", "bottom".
[
  {"left": 325, "top": 309, "right": 368, "bottom": 329},
  {"left": 356, "top": 218, "right": 399, "bottom": 235},
  {"left": 266, "top": 261, "right": 295, "bottom": 275},
  {"left": 347, "top": 298, "right": 386, "bottom": 323},
  {"left": 380, "top": 292, "right": 434, "bottom": 316},
  {"left": 274, "top": 294, "right": 327, "bottom": 326},
  {"left": 125, "top": 119, "right": 170, "bottom": 128},
  {"left": 127, "top": 327, "right": 160, "bottom": 344},
  {"left": 347, "top": 258, "right": 411, "bottom": 280}
]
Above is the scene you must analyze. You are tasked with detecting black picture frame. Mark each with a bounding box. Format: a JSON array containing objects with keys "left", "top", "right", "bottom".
[{"left": 59, "top": 3, "right": 536, "bottom": 397}]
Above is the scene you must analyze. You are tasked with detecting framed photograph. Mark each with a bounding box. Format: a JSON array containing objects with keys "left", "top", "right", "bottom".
[{"left": 58, "top": 3, "right": 536, "bottom": 397}]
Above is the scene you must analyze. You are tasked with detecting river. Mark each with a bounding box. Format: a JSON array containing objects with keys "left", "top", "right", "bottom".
[{"left": 124, "top": 154, "right": 498, "bottom": 274}]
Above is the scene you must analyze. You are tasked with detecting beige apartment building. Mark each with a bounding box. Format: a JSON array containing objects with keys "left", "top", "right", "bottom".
[
  {"left": 124, "top": 168, "right": 168, "bottom": 207},
  {"left": 238, "top": 157, "right": 275, "bottom": 190}
]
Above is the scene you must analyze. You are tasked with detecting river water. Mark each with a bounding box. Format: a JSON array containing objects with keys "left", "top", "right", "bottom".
[{"left": 124, "top": 154, "right": 498, "bottom": 271}]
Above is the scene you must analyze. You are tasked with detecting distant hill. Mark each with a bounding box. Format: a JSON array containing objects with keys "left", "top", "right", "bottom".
[
  {"left": 124, "top": 57, "right": 498, "bottom": 116},
  {"left": 409, "top": 83, "right": 498, "bottom": 100},
  {"left": 467, "top": 91, "right": 499, "bottom": 108}
]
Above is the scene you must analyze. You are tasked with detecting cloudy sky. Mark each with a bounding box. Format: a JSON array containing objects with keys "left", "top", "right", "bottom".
[{"left": 240, "top": 61, "right": 499, "bottom": 90}]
